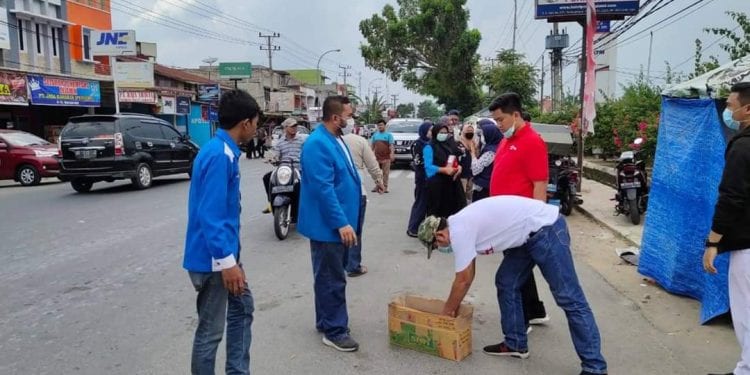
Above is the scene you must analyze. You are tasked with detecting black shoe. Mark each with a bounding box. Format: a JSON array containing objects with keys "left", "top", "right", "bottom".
[
  {"left": 323, "top": 335, "right": 359, "bottom": 352},
  {"left": 706, "top": 373, "right": 734, "bottom": 375},
  {"left": 580, "top": 372, "right": 608, "bottom": 375},
  {"left": 406, "top": 231, "right": 418, "bottom": 238},
  {"left": 347, "top": 265, "right": 368, "bottom": 277},
  {"left": 482, "top": 342, "right": 529, "bottom": 359}
]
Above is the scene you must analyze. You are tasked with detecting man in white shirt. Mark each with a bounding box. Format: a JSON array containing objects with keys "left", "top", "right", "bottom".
[{"left": 417, "top": 196, "right": 607, "bottom": 375}]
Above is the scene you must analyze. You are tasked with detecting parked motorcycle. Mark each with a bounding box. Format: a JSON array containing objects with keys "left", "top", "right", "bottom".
[
  {"left": 269, "top": 160, "right": 300, "bottom": 240},
  {"left": 614, "top": 138, "right": 648, "bottom": 225},
  {"left": 547, "top": 155, "right": 583, "bottom": 216}
]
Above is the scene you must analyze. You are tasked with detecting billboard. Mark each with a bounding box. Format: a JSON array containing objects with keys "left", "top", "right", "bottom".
[
  {"left": 90, "top": 30, "right": 137, "bottom": 56},
  {"left": 176, "top": 96, "right": 191, "bottom": 114},
  {"left": 27, "top": 75, "right": 100, "bottom": 107},
  {"left": 197, "top": 84, "right": 220, "bottom": 103},
  {"left": 114, "top": 61, "right": 154, "bottom": 88},
  {"left": 535, "top": 0, "right": 639, "bottom": 20},
  {"left": 219, "top": 62, "right": 252, "bottom": 79},
  {"left": 0, "top": 10, "right": 10, "bottom": 50},
  {"left": 0, "top": 72, "right": 28, "bottom": 106}
]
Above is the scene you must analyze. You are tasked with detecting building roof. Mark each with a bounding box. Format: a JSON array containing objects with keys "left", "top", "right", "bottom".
[{"left": 153, "top": 64, "right": 214, "bottom": 85}]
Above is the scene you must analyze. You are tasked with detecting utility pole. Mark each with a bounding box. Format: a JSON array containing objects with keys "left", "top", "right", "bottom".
[
  {"left": 547, "top": 23, "right": 566, "bottom": 111},
  {"left": 485, "top": 56, "right": 499, "bottom": 67},
  {"left": 512, "top": 0, "right": 518, "bottom": 50},
  {"left": 390, "top": 94, "right": 398, "bottom": 111},
  {"left": 540, "top": 54, "right": 545, "bottom": 113},
  {"left": 259, "top": 32, "right": 280, "bottom": 92},
  {"left": 646, "top": 31, "right": 654, "bottom": 83},
  {"left": 372, "top": 86, "right": 381, "bottom": 101},
  {"left": 357, "top": 71, "right": 362, "bottom": 99},
  {"left": 338, "top": 64, "right": 352, "bottom": 88}
]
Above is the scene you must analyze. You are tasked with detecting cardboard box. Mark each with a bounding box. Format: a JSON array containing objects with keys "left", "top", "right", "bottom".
[{"left": 388, "top": 294, "right": 473, "bottom": 361}]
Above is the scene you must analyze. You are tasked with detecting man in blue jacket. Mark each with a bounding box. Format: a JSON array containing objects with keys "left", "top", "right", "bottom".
[
  {"left": 298, "top": 95, "right": 362, "bottom": 352},
  {"left": 184, "top": 89, "right": 260, "bottom": 374}
]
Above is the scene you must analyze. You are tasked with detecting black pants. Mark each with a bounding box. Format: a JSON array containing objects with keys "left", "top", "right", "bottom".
[
  {"left": 246, "top": 140, "right": 255, "bottom": 159},
  {"left": 472, "top": 188, "right": 490, "bottom": 202},
  {"left": 522, "top": 273, "right": 547, "bottom": 322},
  {"left": 255, "top": 141, "right": 265, "bottom": 158},
  {"left": 407, "top": 180, "right": 428, "bottom": 234},
  {"left": 262, "top": 172, "right": 272, "bottom": 201}
]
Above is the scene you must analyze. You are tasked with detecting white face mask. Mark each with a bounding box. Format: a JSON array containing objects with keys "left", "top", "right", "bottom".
[{"left": 346, "top": 118, "right": 356, "bottom": 127}]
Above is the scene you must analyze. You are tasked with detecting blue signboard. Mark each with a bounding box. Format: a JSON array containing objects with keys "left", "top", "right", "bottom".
[
  {"left": 176, "top": 96, "right": 191, "bottom": 114},
  {"left": 535, "top": 0, "right": 639, "bottom": 20},
  {"left": 27, "top": 75, "right": 101, "bottom": 107},
  {"left": 197, "top": 84, "right": 220, "bottom": 103},
  {"left": 596, "top": 20, "right": 611, "bottom": 33},
  {"left": 208, "top": 105, "right": 218, "bottom": 122}
]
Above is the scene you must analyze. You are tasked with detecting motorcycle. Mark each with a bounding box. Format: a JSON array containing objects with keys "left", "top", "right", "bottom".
[
  {"left": 614, "top": 138, "right": 648, "bottom": 225},
  {"left": 547, "top": 155, "right": 583, "bottom": 216},
  {"left": 269, "top": 160, "right": 300, "bottom": 240}
]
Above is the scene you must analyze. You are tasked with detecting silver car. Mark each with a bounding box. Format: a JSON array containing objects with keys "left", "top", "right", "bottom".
[{"left": 386, "top": 118, "right": 423, "bottom": 164}]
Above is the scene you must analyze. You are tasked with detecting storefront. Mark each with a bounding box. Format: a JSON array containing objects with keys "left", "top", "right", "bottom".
[{"left": 0, "top": 71, "right": 32, "bottom": 133}]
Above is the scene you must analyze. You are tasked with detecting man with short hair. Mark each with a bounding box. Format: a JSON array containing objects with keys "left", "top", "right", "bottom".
[
  {"left": 183, "top": 89, "right": 259, "bottom": 375},
  {"left": 261, "top": 117, "right": 304, "bottom": 214},
  {"left": 370, "top": 119, "right": 395, "bottom": 193},
  {"left": 298, "top": 95, "right": 362, "bottom": 352},
  {"left": 418, "top": 196, "right": 607, "bottom": 375},
  {"left": 705, "top": 82, "right": 750, "bottom": 375},
  {"left": 489, "top": 92, "right": 550, "bottom": 328}
]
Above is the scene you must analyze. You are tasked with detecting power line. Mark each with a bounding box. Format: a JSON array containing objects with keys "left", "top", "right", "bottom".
[{"left": 673, "top": 26, "right": 739, "bottom": 70}]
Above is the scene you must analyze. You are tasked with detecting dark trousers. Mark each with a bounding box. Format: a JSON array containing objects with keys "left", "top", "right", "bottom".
[
  {"left": 472, "top": 188, "right": 490, "bottom": 202},
  {"left": 311, "top": 240, "right": 350, "bottom": 340},
  {"left": 345, "top": 196, "right": 367, "bottom": 273},
  {"left": 407, "top": 180, "right": 428, "bottom": 234},
  {"left": 255, "top": 141, "right": 265, "bottom": 158},
  {"left": 262, "top": 172, "right": 271, "bottom": 201}
]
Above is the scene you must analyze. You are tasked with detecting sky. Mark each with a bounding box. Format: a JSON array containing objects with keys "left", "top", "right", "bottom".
[{"left": 112, "top": 0, "right": 750, "bottom": 111}]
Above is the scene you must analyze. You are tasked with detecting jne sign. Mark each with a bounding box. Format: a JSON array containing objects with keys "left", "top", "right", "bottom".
[{"left": 90, "top": 30, "right": 137, "bottom": 56}]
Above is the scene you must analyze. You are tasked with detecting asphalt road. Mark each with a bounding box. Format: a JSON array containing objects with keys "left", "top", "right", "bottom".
[{"left": 0, "top": 157, "right": 738, "bottom": 374}]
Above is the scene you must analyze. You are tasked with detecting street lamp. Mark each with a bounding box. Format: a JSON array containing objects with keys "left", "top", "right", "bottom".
[
  {"left": 316, "top": 49, "right": 341, "bottom": 86},
  {"left": 202, "top": 57, "right": 218, "bottom": 81}
]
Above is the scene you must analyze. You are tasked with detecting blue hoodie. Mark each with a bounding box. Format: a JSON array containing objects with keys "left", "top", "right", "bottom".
[{"left": 183, "top": 129, "right": 242, "bottom": 273}]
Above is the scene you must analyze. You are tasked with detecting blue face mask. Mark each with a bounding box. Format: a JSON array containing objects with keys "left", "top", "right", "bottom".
[
  {"left": 436, "top": 133, "right": 449, "bottom": 142},
  {"left": 502, "top": 119, "right": 518, "bottom": 138},
  {"left": 724, "top": 108, "right": 741, "bottom": 130},
  {"left": 438, "top": 245, "right": 453, "bottom": 254}
]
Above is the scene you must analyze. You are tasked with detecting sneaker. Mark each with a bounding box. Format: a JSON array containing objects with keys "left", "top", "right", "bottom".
[
  {"left": 580, "top": 372, "right": 608, "bottom": 375},
  {"left": 526, "top": 325, "right": 533, "bottom": 334},
  {"left": 406, "top": 231, "right": 418, "bottom": 238},
  {"left": 323, "top": 336, "right": 359, "bottom": 352},
  {"left": 262, "top": 204, "right": 271, "bottom": 214},
  {"left": 482, "top": 342, "right": 529, "bottom": 359},
  {"left": 347, "top": 265, "right": 368, "bottom": 278},
  {"left": 529, "top": 314, "right": 550, "bottom": 325}
]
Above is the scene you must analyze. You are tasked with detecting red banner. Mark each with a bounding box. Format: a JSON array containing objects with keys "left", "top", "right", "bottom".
[{"left": 583, "top": 0, "right": 597, "bottom": 135}]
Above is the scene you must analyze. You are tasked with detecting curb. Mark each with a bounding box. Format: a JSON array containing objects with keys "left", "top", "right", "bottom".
[{"left": 574, "top": 204, "right": 641, "bottom": 248}]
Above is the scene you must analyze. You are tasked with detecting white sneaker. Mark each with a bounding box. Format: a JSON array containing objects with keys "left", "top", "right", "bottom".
[
  {"left": 526, "top": 325, "right": 533, "bottom": 334},
  {"left": 529, "top": 314, "right": 550, "bottom": 325}
]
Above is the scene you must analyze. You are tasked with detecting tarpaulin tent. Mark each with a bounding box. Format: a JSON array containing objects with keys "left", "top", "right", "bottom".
[{"left": 639, "top": 55, "right": 750, "bottom": 323}]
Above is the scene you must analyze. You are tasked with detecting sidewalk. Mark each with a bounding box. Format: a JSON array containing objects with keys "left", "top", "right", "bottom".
[{"left": 576, "top": 176, "right": 644, "bottom": 247}]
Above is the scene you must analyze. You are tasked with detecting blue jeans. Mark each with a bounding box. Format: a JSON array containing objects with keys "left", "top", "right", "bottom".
[
  {"left": 496, "top": 216, "right": 607, "bottom": 374},
  {"left": 189, "top": 271, "right": 254, "bottom": 375},
  {"left": 346, "top": 196, "right": 367, "bottom": 273},
  {"left": 311, "top": 240, "right": 350, "bottom": 340},
  {"left": 407, "top": 181, "right": 428, "bottom": 234}
]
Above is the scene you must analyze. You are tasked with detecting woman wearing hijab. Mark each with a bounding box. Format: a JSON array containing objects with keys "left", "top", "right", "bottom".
[
  {"left": 424, "top": 117, "right": 466, "bottom": 218},
  {"left": 406, "top": 121, "right": 433, "bottom": 237},
  {"left": 470, "top": 119, "right": 503, "bottom": 202},
  {"left": 458, "top": 122, "right": 480, "bottom": 202}
]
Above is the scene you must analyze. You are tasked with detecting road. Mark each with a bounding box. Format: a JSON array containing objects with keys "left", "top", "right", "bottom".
[{"left": 0, "top": 157, "right": 739, "bottom": 374}]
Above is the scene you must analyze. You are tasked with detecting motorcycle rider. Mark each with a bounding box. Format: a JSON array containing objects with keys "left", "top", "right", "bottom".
[{"left": 262, "top": 117, "right": 304, "bottom": 214}]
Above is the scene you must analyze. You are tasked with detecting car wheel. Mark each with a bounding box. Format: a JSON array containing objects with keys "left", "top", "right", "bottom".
[
  {"left": 16, "top": 164, "right": 41, "bottom": 186},
  {"left": 71, "top": 180, "right": 94, "bottom": 193},
  {"left": 131, "top": 163, "right": 153, "bottom": 189}
]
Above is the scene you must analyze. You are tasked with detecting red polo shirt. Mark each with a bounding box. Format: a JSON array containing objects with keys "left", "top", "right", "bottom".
[{"left": 489, "top": 123, "right": 548, "bottom": 198}]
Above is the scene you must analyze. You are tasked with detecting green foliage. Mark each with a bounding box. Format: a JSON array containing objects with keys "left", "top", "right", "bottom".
[
  {"left": 705, "top": 11, "right": 750, "bottom": 60},
  {"left": 690, "top": 39, "right": 721, "bottom": 79},
  {"left": 359, "top": 93, "right": 388, "bottom": 123},
  {"left": 417, "top": 100, "right": 443, "bottom": 120},
  {"left": 482, "top": 49, "right": 539, "bottom": 108},
  {"left": 397, "top": 103, "right": 416, "bottom": 117},
  {"left": 359, "top": 0, "right": 482, "bottom": 115}
]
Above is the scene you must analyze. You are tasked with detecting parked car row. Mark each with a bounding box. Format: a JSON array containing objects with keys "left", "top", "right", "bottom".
[{"left": 0, "top": 113, "right": 200, "bottom": 192}]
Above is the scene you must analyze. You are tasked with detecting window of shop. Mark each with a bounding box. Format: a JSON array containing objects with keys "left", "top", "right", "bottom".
[
  {"left": 82, "top": 28, "right": 92, "bottom": 61},
  {"left": 35, "top": 23, "right": 43, "bottom": 55},
  {"left": 17, "top": 19, "right": 24, "bottom": 51},
  {"left": 51, "top": 28, "right": 58, "bottom": 57}
]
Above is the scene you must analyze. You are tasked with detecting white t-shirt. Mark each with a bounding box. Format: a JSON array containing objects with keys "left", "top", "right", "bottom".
[
  {"left": 336, "top": 137, "right": 354, "bottom": 169},
  {"left": 448, "top": 196, "right": 560, "bottom": 272}
]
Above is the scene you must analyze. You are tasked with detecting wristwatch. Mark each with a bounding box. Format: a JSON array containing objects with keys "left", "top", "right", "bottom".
[{"left": 705, "top": 240, "right": 720, "bottom": 248}]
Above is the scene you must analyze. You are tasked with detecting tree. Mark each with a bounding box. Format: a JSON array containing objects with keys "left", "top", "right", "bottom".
[
  {"left": 396, "top": 103, "right": 416, "bottom": 117},
  {"left": 359, "top": 93, "right": 388, "bottom": 123},
  {"left": 705, "top": 11, "right": 750, "bottom": 60},
  {"left": 417, "top": 100, "right": 443, "bottom": 120},
  {"left": 689, "top": 39, "right": 721, "bottom": 79},
  {"left": 359, "top": 0, "right": 482, "bottom": 115},
  {"left": 483, "top": 49, "right": 538, "bottom": 109}
]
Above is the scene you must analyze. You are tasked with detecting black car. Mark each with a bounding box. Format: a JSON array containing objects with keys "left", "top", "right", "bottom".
[{"left": 58, "top": 113, "right": 199, "bottom": 192}]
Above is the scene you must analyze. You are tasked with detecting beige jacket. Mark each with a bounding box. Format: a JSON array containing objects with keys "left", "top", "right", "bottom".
[{"left": 343, "top": 133, "right": 383, "bottom": 196}]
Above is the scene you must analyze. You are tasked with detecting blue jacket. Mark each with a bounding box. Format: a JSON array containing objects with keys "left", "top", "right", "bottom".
[
  {"left": 183, "top": 130, "right": 242, "bottom": 272},
  {"left": 298, "top": 125, "right": 362, "bottom": 243}
]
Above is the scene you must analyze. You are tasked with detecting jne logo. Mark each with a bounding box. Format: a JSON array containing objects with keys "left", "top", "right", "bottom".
[{"left": 96, "top": 32, "right": 129, "bottom": 46}]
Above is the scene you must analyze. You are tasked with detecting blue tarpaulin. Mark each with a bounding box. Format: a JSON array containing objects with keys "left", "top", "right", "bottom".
[{"left": 638, "top": 97, "right": 730, "bottom": 323}]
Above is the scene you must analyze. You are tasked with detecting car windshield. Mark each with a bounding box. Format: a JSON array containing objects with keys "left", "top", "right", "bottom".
[
  {"left": 388, "top": 121, "right": 422, "bottom": 133},
  {"left": 2, "top": 132, "right": 51, "bottom": 146},
  {"left": 62, "top": 121, "right": 115, "bottom": 139}
]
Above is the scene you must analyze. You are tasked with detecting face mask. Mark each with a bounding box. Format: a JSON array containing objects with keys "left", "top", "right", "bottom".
[
  {"left": 502, "top": 119, "right": 517, "bottom": 138},
  {"left": 465, "top": 133, "right": 474, "bottom": 140},
  {"left": 437, "top": 133, "right": 449, "bottom": 142},
  {"left": 724, "top": 108, "right": 742, "bottom": 130},
  {"left": 346, "top": 118, "right": 356, "bottom": 127},
  {"left": 438, "top": 245, "right": 453, "bottom": 254}
]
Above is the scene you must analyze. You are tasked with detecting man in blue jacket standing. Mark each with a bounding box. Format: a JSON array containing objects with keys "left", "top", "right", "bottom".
[
  {"left": 184, "top": 89, "right": 260, "bottom": 374},
  {"left": 298, "top": 95, "right": 362, "bottom": 352}
]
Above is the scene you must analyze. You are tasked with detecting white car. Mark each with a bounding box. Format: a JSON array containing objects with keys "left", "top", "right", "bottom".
[{"left": 386, "top": 118, "right": 423, "bottom": 164}]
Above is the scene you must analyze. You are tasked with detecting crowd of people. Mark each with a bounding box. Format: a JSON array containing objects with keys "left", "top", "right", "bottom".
[{"left": 181, "top": 89, "right": 609, "bottom": 375}]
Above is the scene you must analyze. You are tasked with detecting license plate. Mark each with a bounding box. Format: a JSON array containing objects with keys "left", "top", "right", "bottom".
[
  {"left": 620, "top": 181, "right": 641, "bottom": 188},
  {"left": 395, "top": 147, "right": 409, "bottom": 153},
  {"left": 272, "top": 185, "right": 294, "bottom": 193},
  {"left": 75, "top": 150, "right": 97, "bottom": 159}
]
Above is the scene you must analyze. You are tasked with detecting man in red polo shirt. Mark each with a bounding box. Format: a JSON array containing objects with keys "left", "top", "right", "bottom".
[{"left": 488, "top": 92, "right": 550, "bottom": 328}]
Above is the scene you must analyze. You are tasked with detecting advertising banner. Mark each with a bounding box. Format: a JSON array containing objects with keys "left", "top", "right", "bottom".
[
  {"left": 114, "top": 62, "right": 154, "bottom": 88},
  {"left": 27, "top": 75, "right": 100, "bottom": 107},
  {"left": 91, "top": 30, "right": 137, "bottom": 56},
  {"left": 118, "top": 90, "right": 157, "bottom": 104},
  {"left": 535, "top": 0, "right": 638, "bottom": 20},
  {"left": 176, "top": 96, "right": 190, "bottom": 114},
  {"left": 0, "top": 72, "right": 28, "bottom": 106},
  {"left": 219, "top": 62, "right": 252, "bottom": 79},
  {"left": 197, "top": 84, "right": 220, "bottom": 103},
  {"left": 161, "top": 96, "right": 176, "bottom": 115}
]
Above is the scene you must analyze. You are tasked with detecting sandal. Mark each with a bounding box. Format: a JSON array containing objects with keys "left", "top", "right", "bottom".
[{"left": 347, "top": 265, "right": 368, "bottom": 277}]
